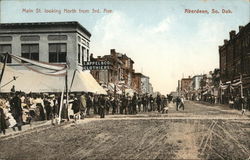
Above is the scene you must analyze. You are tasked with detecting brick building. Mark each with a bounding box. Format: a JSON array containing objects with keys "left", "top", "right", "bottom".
[
  {"left": 181, "top": 77, "right": 192, "bottom": 99},
  {"left": 91, "top": 49, "right": 135, "bottom": 93},
  {"left": 133, "top": 72, "right": 142, "bottom": 94},
  {"left": 219, "top": 22, "right": 250, "bottom": 102},
  {"left": 91, "top": 49, "right": 154, "bottom": 95}
]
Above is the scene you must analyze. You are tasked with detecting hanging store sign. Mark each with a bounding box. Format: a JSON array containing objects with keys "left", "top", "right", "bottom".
[{"left": 83, "top": 61, "right": 111, "bottom": 70}]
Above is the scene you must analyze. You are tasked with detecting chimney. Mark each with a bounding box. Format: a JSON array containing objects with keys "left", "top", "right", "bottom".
[
  {"left": 239, "top": 26, "right": 243, "bottom": 31},
  {"left": 110, "top": 49, "right": 116, "bottom": 56},
  {"left": 224, "top": 39, "right": 229, "bottom": 45},
  {"left": 229, "top": 30, "right": 236, "bottom": 40}
]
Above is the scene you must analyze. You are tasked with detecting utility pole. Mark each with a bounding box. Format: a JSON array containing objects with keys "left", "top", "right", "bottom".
[
  {"left": 0, "top": 53, "right": 9, "bottom": 91},
  {"left": 240, "top": 74, "right": 243, "bottom": 97},
  {"left": 240, "top": 74, "right": 243, "bottom": 110}
]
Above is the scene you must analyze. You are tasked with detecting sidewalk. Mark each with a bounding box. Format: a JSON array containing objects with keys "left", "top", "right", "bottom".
[
  {"left": 192, "top": 100, "right": 250, "bottom": 117},
  {"left": 0, "top": 120, "right": 72, "bottom": 139}
]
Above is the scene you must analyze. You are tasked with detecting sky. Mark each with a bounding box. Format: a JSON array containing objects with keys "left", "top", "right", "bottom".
[{"left": 0, "top": 0, "right": 249, "bottom": 94}]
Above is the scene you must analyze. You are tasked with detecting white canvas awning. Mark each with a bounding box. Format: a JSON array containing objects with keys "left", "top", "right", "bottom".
[
  {"left": 0, "top": 64, "right": 107, "bottom": 94},
  {"left": 70, "top": 70, "right": 107, "bottom": 95},
  {"left": 105, "top": 83, "right": 122, "bottom": 95},
  {"left": 0, "top": 68, "right": 64, "bottom": 93}
]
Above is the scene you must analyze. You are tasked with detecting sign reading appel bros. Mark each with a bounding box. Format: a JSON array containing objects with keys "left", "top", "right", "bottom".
[{"left": 83, "top": 61, "right": 111, "bottom": 70}]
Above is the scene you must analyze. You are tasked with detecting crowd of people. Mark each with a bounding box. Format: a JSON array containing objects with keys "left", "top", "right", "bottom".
[{"left": 0, "top": 91, "right": 173, "bottom": 135}]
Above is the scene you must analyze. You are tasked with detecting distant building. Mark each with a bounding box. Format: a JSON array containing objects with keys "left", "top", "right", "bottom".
[
  {"left": 181, "top": 77, "right": 192, "bottom": 92},
  {"left": 148, "top": 82, "right": 153, "bottom": 95},
  {"left": 181, "top": 76, "right": 192, "bottom": 99},
  {"left": 192, "top": 75, "right": 203, "bottom": 90},
  {"left": 90, "top": 49, "right": 154, "bottom": 95},
  {"left": 91, "top": 49, "right": 136, "bottom": 94},
  {"left": 133, "top": 72, "right": 142, "bottom": 94},
  {"left": 141, "top": 75, "right": 150, "bottom": 94}
]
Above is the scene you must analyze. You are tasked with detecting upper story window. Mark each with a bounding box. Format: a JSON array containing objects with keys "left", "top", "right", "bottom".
[
  {"left": 0, "top": 44, "right": 12, "bottom": 63},
  {"left": 21, "top": 44, "right": 39, "bottom": 62},
  {"left": 78, "top": 44, "right": 81, "bottom": 64},
  {"left": 20, "top": 35, "right": 40, "bottom": 41},
  {"left": 87, "top": 49, "right": 89, "bottom": 61},
  {"left": 82, "top": 46, "right": 85, "bottom": 65},
  {"left": 48, "top": 35, "right": 67, "bottom": 41},
  {"left": 49, "top": 43, "right": 67, "bottom": 63},
  {"left": 0, "top": 36, "right": 12, "bottom": 42}
]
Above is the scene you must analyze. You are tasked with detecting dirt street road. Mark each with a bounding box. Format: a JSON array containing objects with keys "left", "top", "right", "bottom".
[{"left": 0, "top": 101, "right": 250, "bottom": 159}]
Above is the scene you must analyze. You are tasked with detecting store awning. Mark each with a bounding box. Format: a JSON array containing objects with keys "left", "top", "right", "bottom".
[
  {"left": 0, "top": 63, "right": 107, "bottom": 94},
  {"left": 70, "top": 70, "right": 107, "bottom": 95},
  {"left": 0, "top": 67, "right": 64, "bottom": 93}
]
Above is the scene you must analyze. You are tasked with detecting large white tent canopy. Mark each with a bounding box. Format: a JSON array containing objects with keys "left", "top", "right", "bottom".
[
  {"left": 0, "top": 63, "right": 107, "bottom": 94},
  {"left": 70, "top": 70, "right": 107, "bottom": 94}
]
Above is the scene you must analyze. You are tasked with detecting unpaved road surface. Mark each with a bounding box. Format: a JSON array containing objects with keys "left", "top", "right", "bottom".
[{"left": 1, "top": 101, "right": 250, "bottom": 160}]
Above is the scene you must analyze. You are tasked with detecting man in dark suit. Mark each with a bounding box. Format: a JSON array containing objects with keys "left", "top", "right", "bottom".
[
  {"left": 0, "top": 107, "right": 7, "bottom": 135},
  {"left": 156, "top": 94, "right": 162, "bottom": 112},
  {"left": 176, "top": 96, "right": 181, "bottom": 111},
  {"left": 131, "top": 93, "right": 138, "bottom": 114},
  {"left": 120, "top": 95, "right": 128, "bottom": 114},
  {"left": 10, "top": 91, "right": 23, "bottom": 131},
  {"left": 98, "top": 95, "right": 106, "bottom": 118}
]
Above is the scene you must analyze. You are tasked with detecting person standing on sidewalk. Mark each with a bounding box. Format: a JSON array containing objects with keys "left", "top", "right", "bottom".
[
  {"left": 149, "top": 95, "right": 154, "bottom": 112},
  {"left": 229, "top": 96, "right": 234, "bottom": 109},
  {"left": 137, "top": 95, "right": 142, "bottom": 112},
  {"left": 111, "top": 96, "right": 118, "bottom": 115},
  {"left": 79, "top": 93, "right": 87, "bottom": 119},
  {"left": 93, "top": 95, "right": 99, "bottom": 114},
  {"left": 131, "top": 93, "right": 138, "bottom": 114},
  {"left": 241, "top": 96, "right": 248, "bottom": 115},
  {"left": 0, "top": 106, "right": 7, "bottom": 135},
  {"left": 86, "top": 93, "right": 93, "bottom": 116},
  {"left": 179, "top": 96, "right": 185, "bottom": 110},
  {"left": 162, "top": 96, "right": 169, "bottom": 114},
  {"left": 142, "top": 94, "right": 148, "bottom": 112},
  {"left": 99, "top": 95, "right": 106, "bottom": 118},
  {"left": 176, "top": 96, "right": 181, "bottom": 111},
  {"left": 71, "top": 96, "right": 80, "bottom": 122},
  {"left": 9, "top": 92, "right": 23, "bottom": 131},
  {"left": 156, "top": 94, "right": 162, "bottom": 113},
  {"left": 120, "top": 95, "right": 128, "bottom": 114}
]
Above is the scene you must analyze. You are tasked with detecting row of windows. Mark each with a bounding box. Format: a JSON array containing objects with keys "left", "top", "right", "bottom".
[
  {"left": 0, "top": 35, "right": 68, "bottom": 42},
  {"left": 78, "top": 44, "right": 89, "bottom": 65},
  {"left": 0, "top": 43, "right": 67, "bottom": 63},
  {"left": 78, "top": 36, "right": 89, "bottom": 47}
]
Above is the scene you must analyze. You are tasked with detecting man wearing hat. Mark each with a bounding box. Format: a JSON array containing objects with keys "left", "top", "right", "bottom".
[
  {"left": 98, "top": 94, "right": 106, "bottom": 118},
  {"left": 79, "top": 92, "right": 87, "bottom": 119},
  {"left": 9, "top": 91, "right": 23, "bottom": 131},
  {"left": 131, "top": 93, "right": 138, "bottom": 114}
]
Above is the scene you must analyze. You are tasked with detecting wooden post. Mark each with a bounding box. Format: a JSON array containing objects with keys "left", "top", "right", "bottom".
[
  {"left": 0, "top": 53, "right": 8, "bottom": 88},
  {"left": 240, "top": 74, "right": 243, "bottom": 97},
  {"left": 58, "top": 89, "right": 64, "bottom": 124},
  {"left": 65, "top": 69, "right": 69, "bottom": 121},
  {"left": 240, "top": 74, "right": 243, "bottom": 110}
]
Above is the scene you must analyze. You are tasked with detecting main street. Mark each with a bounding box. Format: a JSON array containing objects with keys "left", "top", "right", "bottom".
[{"left": 1, "top": 101, "right": 250, "bottom": 160}]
